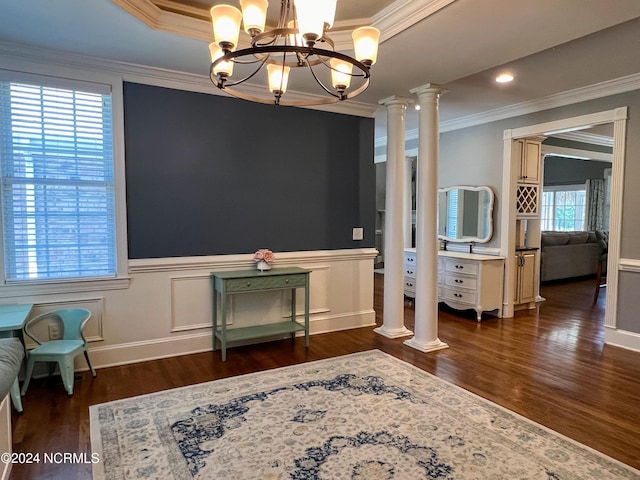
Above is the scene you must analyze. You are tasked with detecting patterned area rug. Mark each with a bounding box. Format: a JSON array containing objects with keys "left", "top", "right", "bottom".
[{"left": 90, "top": 350, "right": 639, "bottom": 479}]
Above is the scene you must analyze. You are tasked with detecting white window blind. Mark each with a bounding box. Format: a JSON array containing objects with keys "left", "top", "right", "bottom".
[
  {"left": 447, "top": 189, "right": 458, "bottom": 238},
  {"left": 0, "top": 79, "right": 116, "bottom": 282}
]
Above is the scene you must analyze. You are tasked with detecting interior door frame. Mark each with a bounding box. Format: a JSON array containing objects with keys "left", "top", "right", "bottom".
[{"left": 500, "top": 107, "right": 628, "bottom": 332}]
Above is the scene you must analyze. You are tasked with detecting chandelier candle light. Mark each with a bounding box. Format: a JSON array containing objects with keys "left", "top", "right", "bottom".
[{"left": 209, "top": 0, "right": 380, "bottom": 106}]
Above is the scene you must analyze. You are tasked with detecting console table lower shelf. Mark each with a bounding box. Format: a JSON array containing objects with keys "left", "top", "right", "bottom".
[{"left": 210, "top": 267, "right": 310, "bottom": 361}]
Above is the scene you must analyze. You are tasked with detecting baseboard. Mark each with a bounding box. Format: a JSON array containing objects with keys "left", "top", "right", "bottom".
[
  {"left": 604, "top": 326, "right": 640, "bottom": 352},
  {"left": 87, "top": 311, "right": 376, "bottom": 369}
]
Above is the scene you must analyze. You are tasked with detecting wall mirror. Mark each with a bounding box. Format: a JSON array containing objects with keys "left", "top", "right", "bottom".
[{"left": 438, "top": 186, "right": 494, "bottom": 243}]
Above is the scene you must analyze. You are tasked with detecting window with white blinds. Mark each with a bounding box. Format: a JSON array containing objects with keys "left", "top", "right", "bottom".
[
  {"left": 0, "top": 79, "right": 116, "bottom": 282},
  {"left": 446, "top": 189, "right": 459, "bottom": 238}
]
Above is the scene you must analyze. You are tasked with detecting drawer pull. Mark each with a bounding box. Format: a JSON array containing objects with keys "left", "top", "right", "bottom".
[
  {"left": 454, "top": 279, "right": 463, "bottom": 284},
  {"left": 455, "top": 265, "right": 464, "bottom": 269},
  {"left": 406, "top": 282, "right": 414, "bottom": 287},
  {"left": 247, "top": 282, "right": 251, "bottom": 287},
  {"left": 454, "top": 293, "right": 463, "bottom": 298},
  {"left": 407, "top": 270, "right": 414, "bottom": 275},
  {"left": 285, "top": 279, "right": 289, "bottom": 284}
]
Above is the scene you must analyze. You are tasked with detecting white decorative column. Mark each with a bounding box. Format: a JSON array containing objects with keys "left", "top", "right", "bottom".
[
  {"left": 404, "top": 84, "right": 449, "bottom": 352},
  {"left": 375, "top": 96, "right": 413, "bottom": 339},
  {"left": 404, "top": 156, "right": 413, "bottom": 248}
]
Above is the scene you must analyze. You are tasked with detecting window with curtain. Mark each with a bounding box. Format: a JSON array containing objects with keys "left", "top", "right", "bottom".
[
  {"left": 0, "top": 78, "right": 116, "bottom": 282},
  {"left": 541, "top": 185, "right": 586, "bottom": 231}
]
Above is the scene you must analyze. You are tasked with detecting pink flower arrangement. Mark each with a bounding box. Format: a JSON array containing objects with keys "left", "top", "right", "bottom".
[{"left": 253, "top": 248, "right": 274, "bottom": 264}]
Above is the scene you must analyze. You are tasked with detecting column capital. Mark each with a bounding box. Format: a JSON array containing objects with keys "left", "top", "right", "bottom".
[
  {"left": 410, "top": 83, "right": 447, "bottom": 97},
  {"left": 378, "top": 95, "right": 413, "bottom": 108}
]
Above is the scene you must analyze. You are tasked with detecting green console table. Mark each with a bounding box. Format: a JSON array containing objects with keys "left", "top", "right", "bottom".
[{"left": 210, "top": 267, "right": 310, "bottom": 361}]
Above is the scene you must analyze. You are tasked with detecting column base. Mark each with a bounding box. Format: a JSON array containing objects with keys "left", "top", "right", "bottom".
[
  {"left": 403, "top": 337, "right": 449, "bottom": 353},
  {"left": 374, "top": 325, "right": 413, "bottom": 339}
]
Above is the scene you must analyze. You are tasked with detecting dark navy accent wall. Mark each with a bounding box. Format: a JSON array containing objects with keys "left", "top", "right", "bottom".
[{"left": 123, "top": 82, "right": 375, "bottom": 259}]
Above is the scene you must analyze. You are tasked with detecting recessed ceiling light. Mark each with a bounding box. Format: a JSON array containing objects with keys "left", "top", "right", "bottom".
[{"left": 496, "top": 73, "right": 514, "bottom": 83}]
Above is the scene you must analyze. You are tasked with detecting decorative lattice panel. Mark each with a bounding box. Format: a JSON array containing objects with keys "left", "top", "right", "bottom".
[{"left": 516, "top": 184, "right": 538, "bottom": 217}]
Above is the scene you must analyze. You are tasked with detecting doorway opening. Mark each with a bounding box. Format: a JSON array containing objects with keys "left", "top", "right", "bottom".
[{"left": 500, "top": 107, "right": 627, "bottom": 336}]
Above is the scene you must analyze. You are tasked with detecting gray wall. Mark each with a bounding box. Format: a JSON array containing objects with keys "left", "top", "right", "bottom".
[
  {"left": 439, "top": 123, "right": 506, "bottom": 249},
  {"left": 438, "top": 89, "right": 640, "bottom": 334}
]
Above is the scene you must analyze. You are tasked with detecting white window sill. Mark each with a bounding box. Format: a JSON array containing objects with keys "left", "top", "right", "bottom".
[{"left": 0, "top": 276, "right": 130, "bottom": 298}]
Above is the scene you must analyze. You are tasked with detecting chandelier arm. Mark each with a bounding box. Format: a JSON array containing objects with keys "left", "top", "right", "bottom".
[
  {"left": 305, "top": 60, "right": 341, "bottom": 99},
  {"left": 210, "top": 56, "right": 268, "bottom": 88},
  {"left": 210, "top": 46, "right": 372, "bottom": 106},
  {"left": 251, "top": 28, "right": 335, "bottom": 51},
  {"left": 314, "top": 55, "right": 369, "bottom": 79},
  {"left": 222, "top": 45, "right": 369, "bottom": 72}
]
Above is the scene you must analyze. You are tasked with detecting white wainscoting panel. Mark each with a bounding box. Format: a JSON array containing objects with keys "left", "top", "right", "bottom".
[
  {"left": 170, "top": 274, "right": 213, "bottom": 332},
  {"left": 25, "top": 298, "right": 104, "bottom": 349},
  {"left": 87, "top": 248, "right": 377, "bottom": 368}
]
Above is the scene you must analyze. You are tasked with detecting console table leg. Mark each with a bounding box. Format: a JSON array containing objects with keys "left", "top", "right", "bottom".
[
  {"left": 291, "top": 288, "right": 297, "bottom": 340},
  {"left": 220, "top": 291, "right": 227, "bottom": 362},
  {"left": 304, "top": 281, "right": 310, "bottom": 347},
  {"left": 212, "top": 288, "right": 218, "bottom": 352}
]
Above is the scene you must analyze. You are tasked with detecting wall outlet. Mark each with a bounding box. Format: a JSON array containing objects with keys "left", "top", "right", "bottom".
[
  {"left": 352, "top": 227, "right": 364, "bottom": 241},
  {"left": 48, "top": 323, "right": 61, "bottom": 340}
]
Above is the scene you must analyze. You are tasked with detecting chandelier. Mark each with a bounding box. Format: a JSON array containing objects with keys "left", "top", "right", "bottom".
[{"left": 208, "top": 0, "right": 380, "bottom": 106}]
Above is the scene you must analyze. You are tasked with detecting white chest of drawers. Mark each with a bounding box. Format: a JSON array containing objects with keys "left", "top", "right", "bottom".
[{"left": 404, "top": 249, "right": 505, "bottom": 321}]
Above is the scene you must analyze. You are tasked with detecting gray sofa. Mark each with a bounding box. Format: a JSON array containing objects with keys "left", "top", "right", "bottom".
[{"left": 540, "top": 231, "right": 600, "bottom": 282}]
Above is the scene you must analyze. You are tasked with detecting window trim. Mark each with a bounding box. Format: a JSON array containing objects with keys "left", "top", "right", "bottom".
[
  {"left": 0, "top": 68, "right": 129, "bottom": 295},
  {"left": 541, "top": 184, "right": 587, "bottom": 232}
]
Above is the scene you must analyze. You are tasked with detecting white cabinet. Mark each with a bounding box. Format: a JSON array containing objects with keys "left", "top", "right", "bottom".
[
  {"left": 515, "top": 138, "right": 543, "bottom": 218},
  {"left": 515, "top": 138, "right": 541, "bottom": 184},
  {"left": 404, "top": 249, "right": 505, "bottom": 321},
  {"left": 403, "top": 249, "right": 417, "bottom": 299},
  {"left": 514, "top": 249, "right": 537, "bottom": 308}
]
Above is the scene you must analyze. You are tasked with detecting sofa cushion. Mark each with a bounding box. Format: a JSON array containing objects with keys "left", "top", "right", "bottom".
[
  {"left": 0, "top": 338, "right": 23, "bottom": 400},
  {"left": 541, "top": 232, "right": 570, "bottom": 247},
  {"left": 595, "top": 230, "right": 609, "bottom": 256},
  {"left": 567, "top": 232, "right": 589, "bottom": 244}
]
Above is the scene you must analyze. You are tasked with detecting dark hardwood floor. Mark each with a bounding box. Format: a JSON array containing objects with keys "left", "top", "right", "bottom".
[{"left": 9, "top": 274, "right": 640, "bottom": 479}]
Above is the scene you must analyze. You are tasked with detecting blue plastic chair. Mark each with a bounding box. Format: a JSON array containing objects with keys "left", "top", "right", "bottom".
[{"left": 21, "top": 308, "right": 96, "bottom": 396}]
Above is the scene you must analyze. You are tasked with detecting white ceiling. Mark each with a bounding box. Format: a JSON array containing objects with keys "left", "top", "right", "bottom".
[{"left": 1, "top": 0, "right": 639, "bottom": 140}]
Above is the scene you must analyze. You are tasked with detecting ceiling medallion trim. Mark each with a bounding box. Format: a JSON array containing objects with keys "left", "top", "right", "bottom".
[
  {"left": 111, "top": 0, "right": 457, "bottom": 47},
  {"left": 111, "top": 0, "right": 212, "bottom": 41}
]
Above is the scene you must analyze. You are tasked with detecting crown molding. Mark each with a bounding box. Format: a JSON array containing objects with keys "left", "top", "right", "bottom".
[
  {"left": 552, "top": 131, "right": 614, "bottom": 147},
  {"left": 379, "top": 71, "right": 640, "bottom": 150},
  {"left": 438, "top": 72, "right": 640, "bottom": 133},
  {"left": 541, "top": 145, "right": 612, "bottom": 163},
  {"left": 373, "top": 0, "right": 457, "bottom": 43}
]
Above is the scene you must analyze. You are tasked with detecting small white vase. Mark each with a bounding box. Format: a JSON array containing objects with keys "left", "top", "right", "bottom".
[{"left": 256, "top": 261, "right": 271, "bottom": 271}]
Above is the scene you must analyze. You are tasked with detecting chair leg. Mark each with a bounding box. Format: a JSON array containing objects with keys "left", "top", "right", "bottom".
[
  {"left": 10, "top": 377, "right": 23, "bottom": 413},
  {"left": 593, "top": 260, "right": 602, "bottom": 303},
  {"left": 59, "top": 359, "right": 75, "bottom": 396},
  {"left": 21, "top": 358, "right": 35, "bottom": 396},
  {"left": 84, "top": 349, "right": 96, "bottom": 377}
]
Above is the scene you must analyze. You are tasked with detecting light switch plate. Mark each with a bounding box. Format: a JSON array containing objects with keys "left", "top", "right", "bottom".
[{"left": 352, "top": 227, "right": 364, "bottom": 241}]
